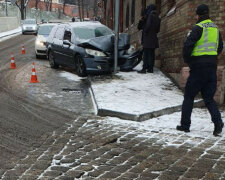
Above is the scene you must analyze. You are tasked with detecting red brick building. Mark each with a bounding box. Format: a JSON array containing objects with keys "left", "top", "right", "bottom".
[
  {"left": 27, "top": 0, "right": 94, "bottom": 18},
  {"left": 102, "top": 0, "right": 225, "bottom": 104}
]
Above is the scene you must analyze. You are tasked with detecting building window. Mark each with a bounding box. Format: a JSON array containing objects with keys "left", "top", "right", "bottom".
[
  {"left": 126, "top": 4, "right": 130, "bottom": 28},
  {"left": 131, "top": 0, "right": 135, "bottom": 24},
  {"left": 167, "top": 0, "right": 176, "bottom": 16}
]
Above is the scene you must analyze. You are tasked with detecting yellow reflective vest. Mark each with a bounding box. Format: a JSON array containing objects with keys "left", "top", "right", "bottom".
[{"left": 192, "top": 19, "right": 219, "bottom": 56}]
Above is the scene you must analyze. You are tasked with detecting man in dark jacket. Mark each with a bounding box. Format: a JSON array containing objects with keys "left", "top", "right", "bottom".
[
  {"left": 138, "top": 4, "right": 161, "bottom": 73},
  {"left": 177, "top": 4, "right": 224, "bottom": 136}
]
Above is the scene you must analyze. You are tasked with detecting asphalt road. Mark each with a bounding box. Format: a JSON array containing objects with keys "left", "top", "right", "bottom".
[{"left": 0, "top": 34, "right": 94, "bottom": 173}]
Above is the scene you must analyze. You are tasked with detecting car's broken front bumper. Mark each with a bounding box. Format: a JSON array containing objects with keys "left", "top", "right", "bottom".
[{"left": 119, "top": 49, "right": 143, "bottom": 71}]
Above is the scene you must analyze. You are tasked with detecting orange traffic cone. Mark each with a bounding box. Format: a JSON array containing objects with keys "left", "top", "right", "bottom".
[
  {"left": 30, "top": 62, "right": 39, "bottom": 83},
  {"left": 21, "top": 44, "right": 26, "bottom": 54},
  {"left": 10, "top": 53, "right": 16, "bottom": 69}
]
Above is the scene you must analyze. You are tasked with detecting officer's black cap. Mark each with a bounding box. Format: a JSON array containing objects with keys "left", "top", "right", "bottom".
[{"left": 196, "top": 4, "right": 209, "bottom": 15}]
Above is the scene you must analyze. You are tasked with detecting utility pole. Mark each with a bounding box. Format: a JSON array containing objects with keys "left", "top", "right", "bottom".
[{"left": 114, "top": 0, "right": 120, "bottom": 74}]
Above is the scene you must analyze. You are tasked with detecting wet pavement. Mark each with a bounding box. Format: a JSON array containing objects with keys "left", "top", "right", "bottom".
[{"left": 0, "top": 34, "right": 94, "bottom": 174}]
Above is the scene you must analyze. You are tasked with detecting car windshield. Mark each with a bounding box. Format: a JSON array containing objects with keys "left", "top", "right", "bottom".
[
  {"left": 38, "top": 25, "right": 55, "bottom": 35},
  {"left": 73, "top": 25, "right": 113, "bottom": 40},
  {"left": 24, "top": 20, "right": 36, "bottom": 24}
]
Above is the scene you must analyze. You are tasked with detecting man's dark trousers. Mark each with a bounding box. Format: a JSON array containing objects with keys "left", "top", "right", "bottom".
[
  {"left": 143, "top": 48, "right": 155, "bottom": 71},
  {"left": 181, "top": 66, "right": 222, "bottom": 129}
]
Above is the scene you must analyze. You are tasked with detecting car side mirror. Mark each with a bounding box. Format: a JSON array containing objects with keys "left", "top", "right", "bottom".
[{"left": 63, "top": 40, "right": 71, "bottom": 46}]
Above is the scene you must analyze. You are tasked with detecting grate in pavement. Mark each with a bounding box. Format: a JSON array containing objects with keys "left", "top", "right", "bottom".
[{"left": 62, "top": 88, "right": 82, "bottom": 94}]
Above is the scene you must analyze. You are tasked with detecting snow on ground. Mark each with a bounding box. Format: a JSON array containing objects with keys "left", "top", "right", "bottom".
[
  {"left": 92, "top": 65, "right": 185, "bottom": 115},
  {"left": 102, "top": 108, "right": 225, "bottom": 142},
  {"left": 0, "top": 27, "right": 21, "bottom": 42},
  {"left": 59, "top": 71, "right": 86, "bottom": 82}
]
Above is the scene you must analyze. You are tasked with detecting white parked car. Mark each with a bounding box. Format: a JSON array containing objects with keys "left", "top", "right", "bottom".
[
  {"left": 22, "top": 19, "right": 38, "bottom": 35},
  {"left": 35, "top": 23, "right": 57, "bottom": 58}
]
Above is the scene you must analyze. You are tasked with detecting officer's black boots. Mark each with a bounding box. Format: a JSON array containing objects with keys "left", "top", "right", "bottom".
[
  {"left": 138, "top": 69, "right": 153, "bottom": 74},
  {"left": 138, "top": 69, "right": 147, "bottom": 74},
  {"left": 147, "top": 69, "right": 153, "bottom": 73},
  {"left": 213, "top": 122, "right": 224, "bottom": 136},
  {"left": 176, "top": 125, "right": 190, "bottom": 133}
]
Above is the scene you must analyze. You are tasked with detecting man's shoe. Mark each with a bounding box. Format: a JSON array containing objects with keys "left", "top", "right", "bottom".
[
  {"left": 137, "top": 69, "right": 147, "bottom": 74},
  {"left": 176, "top": 125, "right": 190, "bottom": 132},
  {"left": 147, "top": 69, "right": 153, "bottom": 73},
  {"left": 213, "top": 122, "right": 224, "bottom": 136}
]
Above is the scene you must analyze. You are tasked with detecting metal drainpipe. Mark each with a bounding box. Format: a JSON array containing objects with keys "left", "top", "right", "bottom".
[{"left": 113, "top": 0, "right": 120, "bottom": 74}]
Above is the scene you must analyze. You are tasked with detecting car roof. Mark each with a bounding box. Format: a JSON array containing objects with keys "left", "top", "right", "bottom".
[
  {"left": 24, "top": 19, "right": 36, "bottom": 21},
  {"left": 39, "top": 23, "right": 58, "bottom": 27},
  {"left": 67, "top": 21, "right": 103, "bottom": 28}
]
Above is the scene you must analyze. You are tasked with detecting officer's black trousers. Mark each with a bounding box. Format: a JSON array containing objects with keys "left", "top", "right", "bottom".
[{"left": 181, "top": 66, "right": 222, "bottom": 129}]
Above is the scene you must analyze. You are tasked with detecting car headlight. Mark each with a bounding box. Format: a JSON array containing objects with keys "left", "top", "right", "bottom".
[
  {"left": 126, "top": 45, "right": 136, "bottom": 54},
  {"left": 85, "top": 49, "right": 106, "bottom": 57},
  {"left": 35, "top": 40, "right": 45, "bottom": 46}
]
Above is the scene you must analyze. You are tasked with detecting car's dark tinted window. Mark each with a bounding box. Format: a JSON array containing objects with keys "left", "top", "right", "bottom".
[
  {"left": 64, "top": 30, "right": 72, "bottom": 42},
  {"left": 73, "top": 26, "right": 113, "bottom": 40},
  {"left": 54, "top": 27, "right": 65, "bottom": 40},
  {"left": 38, "top": 25, "right": 55, "bottom": 35}
]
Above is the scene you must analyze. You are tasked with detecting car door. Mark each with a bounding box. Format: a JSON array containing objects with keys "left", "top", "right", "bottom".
[
  {"left": 52, "top": 25, "right": 65, "bottom": 65},
  {"left": 61, "top": 26, "right": 75, "bottom": 67}
]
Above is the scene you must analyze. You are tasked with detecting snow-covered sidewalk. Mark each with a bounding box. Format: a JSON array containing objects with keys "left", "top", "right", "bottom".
[
  {"left": 103, "top": 108, "right": 225, "bottom": 140},
  {"left": 0, "top": 27, "right": 21, "bottom": 42},
  {"left": 91, "top": 65, "right": 201, "bottom": 120}
]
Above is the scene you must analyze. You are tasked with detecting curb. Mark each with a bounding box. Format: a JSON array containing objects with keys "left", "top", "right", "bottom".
[
  {"left": 0, "top": 31, "right": 21, "bottom": 40},
  {"left": 88, "top": 77, "right": 205, "bottom": 122},
  {"left": 97, "top": 100, "right": 204, "bottom": 122}
]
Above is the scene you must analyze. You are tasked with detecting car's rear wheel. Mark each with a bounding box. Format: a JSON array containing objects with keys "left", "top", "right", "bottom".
[
  {"left": 49, "top": 51, "right": 59, "bottom": 69},
  {"left": 75, "top": 55, "right": 87, "bottom": 77}
]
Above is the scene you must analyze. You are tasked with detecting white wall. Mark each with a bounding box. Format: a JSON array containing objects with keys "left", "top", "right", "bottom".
[{"left": 0, "top": 17, "right": 20, "bottom": 33}]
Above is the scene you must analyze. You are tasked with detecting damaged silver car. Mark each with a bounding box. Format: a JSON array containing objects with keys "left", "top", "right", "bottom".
[{"left": 46, "top": 22, "right": 142, "bottom": 77}]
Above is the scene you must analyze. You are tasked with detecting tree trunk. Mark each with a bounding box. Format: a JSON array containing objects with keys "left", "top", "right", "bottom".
[
  {"left": 81, "top": 0, "right": 84, "bottom": 19},
  {"left": 63, "top": 0, "right": 66, "bottom": 14},
  {"left": 86, "top": 0, "right": 89, "bottom": 18},
  {"left": 93, "top": 0, "right": 97, "bottom": 17},
  {"left": 21, "top": 0, "right": 25, "bottom": 20},
  {"left": 50, "top": 0, "right": 52, "bottom": 11},
  {"left": 35, "top": 0, "right": 39, "bottom": 10},
  {"left": 78, "top": 0, "right": 82, "bottom": 21}
]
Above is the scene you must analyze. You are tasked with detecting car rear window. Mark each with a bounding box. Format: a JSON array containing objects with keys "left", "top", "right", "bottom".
[
  {"left": 73, "top": 26, "right": 113, "bottom": 40},
  {"left": 24, "top": 20, "right": 36, "bottom": 24},
  {"left": 38, "top": 25, "right": 55, "bottom": 35}
]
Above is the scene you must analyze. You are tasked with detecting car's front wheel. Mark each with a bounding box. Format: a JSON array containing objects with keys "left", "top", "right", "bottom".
[
  {"left": 75, "top": 55, "right": 87, "bottom": 77},
  {"left": 36, "top": 54, "right": 41, "bottom": 59},
  {"left": 49, "top": 51, "right": 59, "bottom": 69}
]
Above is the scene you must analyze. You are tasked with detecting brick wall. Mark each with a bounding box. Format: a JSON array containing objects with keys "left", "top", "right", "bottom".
[
  {"left": 180, "top": 67, "right": 225, "bottom": 105},
  {"left": 159, "top": 0, "right": 190, "bottom": 73}
]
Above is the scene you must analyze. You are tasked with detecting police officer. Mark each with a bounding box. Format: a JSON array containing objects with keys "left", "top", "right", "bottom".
[{"left": 176, "top": 4, "right": 224, "bottom": 136}]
